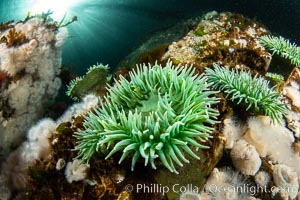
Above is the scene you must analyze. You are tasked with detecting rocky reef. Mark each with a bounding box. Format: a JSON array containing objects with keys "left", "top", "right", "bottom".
[{"left": 0, "top": 11, "right": 300, "bottom": 200}]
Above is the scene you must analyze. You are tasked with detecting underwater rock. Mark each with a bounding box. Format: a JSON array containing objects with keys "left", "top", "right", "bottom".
[
  {"left": 284, "top": 67, "right": 300, "bottom": 139},
  {"left": 162, "top": 12, "right": 271, "bottom": 73},
  {"left": 284, "top": 67, "right": 300, "bottom": 112},
  {"left": 285, "top": 110, "right": 300, "bottom": 139},
  {"left": 118, "top": 17, "right": 202, "bottom": 68}
]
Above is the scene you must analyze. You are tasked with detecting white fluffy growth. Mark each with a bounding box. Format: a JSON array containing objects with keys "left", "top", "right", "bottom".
[
  {"left": 244, "top": 116, "right": 294, "bottom": 160},
  {"left": 1, "top": 94, "right": 99, "bottom": 192},
  {"left": 222, "top": 116, "right": 246, "bottom": 149},
  {"left": 254, "top": 171, "right": 271, "bottom": 187},
  {"left": 26, "top": 118, "right": 57, "bottom": 160},
  {"left": 0, "top": 17, "right": 67, "bottom": 155},
  {"left": 272, "top": 164, "right": 299, "bottom": 200},
  {"left": 204, "top": 167, "right": 252, "bottom": 200},
  {"left": 57, "top": 94, "right": 99, "bottom": 123},
  {"left": 179, "top": 190, "right": 201, "bottom": 200},
  {"left": 243, "top": 116, "right": 300, "bottom": 179},
  {"left": 230, "top": 139, "right": 261, "bottom": 176},
  {"left": 65, "top": 159, "right": 90, "bottom": 183},
  {"left": 1, "top": 118, "right": 57, "bottom": 191}
]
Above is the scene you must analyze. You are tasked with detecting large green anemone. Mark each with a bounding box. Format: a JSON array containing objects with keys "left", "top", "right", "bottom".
[{"left": 74, "top": 61, "right": 219, "bottom": 173}]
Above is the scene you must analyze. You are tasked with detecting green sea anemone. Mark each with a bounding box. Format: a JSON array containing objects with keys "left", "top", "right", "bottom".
[
  {"left": 205, "top": 64, "right": 287, "bottom": 124},
  {"left": 74, "top": 61, "right": 219, "bottom": 173},
  {"left": 66, "top": 63, "right": 109, "bottom": 101},
  {"left": 260, "top": 35, "right": 300, "bottom": 67}
]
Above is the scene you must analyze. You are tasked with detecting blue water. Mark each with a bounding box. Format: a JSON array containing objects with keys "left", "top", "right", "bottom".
[{"left": 0, "top": 0, "right": 299, "bottom": 74}]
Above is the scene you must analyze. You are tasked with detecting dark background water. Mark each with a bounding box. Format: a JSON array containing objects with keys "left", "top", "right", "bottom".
[{"left": 0, "top": 0, "right": 299, "bottom": 74}]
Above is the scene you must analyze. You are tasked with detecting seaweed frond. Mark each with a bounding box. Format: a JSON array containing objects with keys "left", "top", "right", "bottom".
[
  {"left": 1, "top": 28, "right": 28, "bottom": 47},
  {"left": 24, "top": 9, "right": 77, "bottom": 30},
  {"left": 0, "top": 20, "right": 14, "bottom": 32}
]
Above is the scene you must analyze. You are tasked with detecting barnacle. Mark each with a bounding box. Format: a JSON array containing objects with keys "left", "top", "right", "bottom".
[
  {"left": 205, "top": 64, "right": 287, "bottom": 124},
  {"left": 260, "top": 35, "right": 300, "bottom": 67},
  {"left": 66, "top": 63, "right": 109, "bottom": 101},
  {"left": 2, "top": 28, "right": 28, "bottom": 47},
  {"left": 74, "top": 61, "right": 219, "bottom": 173}
]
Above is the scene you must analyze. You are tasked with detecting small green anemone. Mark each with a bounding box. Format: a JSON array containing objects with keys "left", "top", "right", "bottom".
[
  {"left": 74, "top": 61, "right": 219, "bottom": 173},
  {"left": 205, "top": 64, "right": 287, "bottom": 124},
  {"left": 66, "top": 63, "right": 109, "bottom": 101},
  {"left": 260, "top": 35, "right": 300, "bottom": 67}
]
